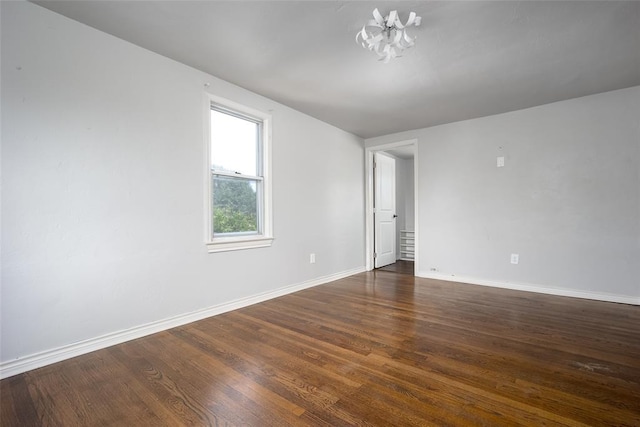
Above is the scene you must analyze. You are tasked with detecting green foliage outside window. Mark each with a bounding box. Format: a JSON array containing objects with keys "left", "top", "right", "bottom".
[{"left": 213, "top": 176, "right": 258, "bottom": 234}]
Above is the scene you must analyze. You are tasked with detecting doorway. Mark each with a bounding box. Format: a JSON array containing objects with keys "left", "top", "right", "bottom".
[{"left": 365, "top": 140, "right": 418, "bottom": 274}]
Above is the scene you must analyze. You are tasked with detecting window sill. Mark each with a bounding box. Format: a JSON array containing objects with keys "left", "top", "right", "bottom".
[{"left": 206, "top": 236, "right": 274, "bottom": 253}]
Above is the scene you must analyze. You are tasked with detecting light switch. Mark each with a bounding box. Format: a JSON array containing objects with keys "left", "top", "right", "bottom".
[{"left": 497, "top": 156, "right": 505, "bottom": 167}]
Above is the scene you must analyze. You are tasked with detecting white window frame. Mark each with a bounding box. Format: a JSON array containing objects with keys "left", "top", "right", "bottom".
[{"left": 204, "top": 93, "right": 273, "bottom": 253}]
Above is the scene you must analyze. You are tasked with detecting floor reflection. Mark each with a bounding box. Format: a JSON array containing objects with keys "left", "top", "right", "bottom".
[{"left": 375, "top": 260, "right": 414, "bottom": 275}]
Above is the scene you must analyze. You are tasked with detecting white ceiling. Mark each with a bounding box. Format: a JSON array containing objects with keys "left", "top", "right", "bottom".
[{"left": 33, "top": 1, "right": 640, "bottom": 139}]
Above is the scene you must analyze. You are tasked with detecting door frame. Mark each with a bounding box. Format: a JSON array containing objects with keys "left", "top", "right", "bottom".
[{"left": 365, "top": 139, "right": 419, "bottom": 272}]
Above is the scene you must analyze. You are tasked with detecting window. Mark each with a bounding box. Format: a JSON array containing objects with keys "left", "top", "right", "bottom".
[{"left": 205, "top": 94, "right": 272, "bottom": 252}]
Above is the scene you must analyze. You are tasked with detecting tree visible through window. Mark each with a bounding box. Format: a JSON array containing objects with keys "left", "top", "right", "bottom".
[
  {"left": 206, "top": 95, "right": 272, "bottom": 252},
  {"left": 212, "top": 175, "right": 258, "bottom": 234},
  {"left": 210, "top": 105, "right": 263, "bottom": 237}
]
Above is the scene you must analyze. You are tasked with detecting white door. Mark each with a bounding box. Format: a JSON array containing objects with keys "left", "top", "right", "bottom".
[{"left": 374, "top": 152, "right": 396, "bottom": 268}]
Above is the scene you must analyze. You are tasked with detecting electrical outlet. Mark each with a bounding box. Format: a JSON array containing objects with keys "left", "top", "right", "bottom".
[
  {"left": 510, "top": 253, "right": 519, "bottom": 264},
  {"left": 310, "top": 253, "right": 316, "bottom": 264}
]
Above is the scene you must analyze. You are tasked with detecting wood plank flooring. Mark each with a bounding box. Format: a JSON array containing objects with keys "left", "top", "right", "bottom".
[
  {"left": 376, "top": 260, "right": 414, "bottom": 275},
  {"left": 2, "top": 271, "right": 639, "bottom": 426}
]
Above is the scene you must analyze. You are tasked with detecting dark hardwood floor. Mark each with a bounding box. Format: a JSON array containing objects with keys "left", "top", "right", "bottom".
[
  {"left": 376, "top": 260, "right": 414, "bottom": 275},
  {"left": 2, "top": 271, "right": 639, "bottom": 426}
]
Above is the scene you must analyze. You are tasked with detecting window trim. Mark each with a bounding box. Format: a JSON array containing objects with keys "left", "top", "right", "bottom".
[{"left": 204, "top": 93, "right": 273, "bottom": 253}]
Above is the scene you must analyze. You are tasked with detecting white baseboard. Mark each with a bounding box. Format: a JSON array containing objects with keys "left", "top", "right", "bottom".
[
  {"left": 0, "top": 266, "right": 365, "bottom": 379},
  {"left": 417, "top": 271, "right": 640, "bottom": 306}
]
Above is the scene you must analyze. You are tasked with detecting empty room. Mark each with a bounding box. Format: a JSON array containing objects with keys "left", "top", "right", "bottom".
[{"left": 1, "top": 1, "right": 639, "bottom": 425}]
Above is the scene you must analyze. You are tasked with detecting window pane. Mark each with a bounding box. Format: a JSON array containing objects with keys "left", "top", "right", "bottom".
[
  {"left": 210, "top": 109, "right": 258, "bottom": 176},
  {"left": 212, "top": 175, "right": 259, "bottom": 235}
]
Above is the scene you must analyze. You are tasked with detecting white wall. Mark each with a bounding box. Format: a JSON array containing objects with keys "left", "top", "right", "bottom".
[
  {"left": 395, "top": 158, "right": 407, "bottom": 233},
  {"left": 394, "top": 157, "right": 415, "bottom": 258},
  {"left": 400, "top": 159, "right": 415, "bottom": 232},
  {"left": 367, "top": 86, "right": 640, "bottom": 304},
  {"left": 0, "top": 1, "right": 365, "bottom": 373}
]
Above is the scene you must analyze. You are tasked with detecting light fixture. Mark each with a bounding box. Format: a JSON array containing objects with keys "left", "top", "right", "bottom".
[{"left": 356, "top": 8, "right": 422, "bottom": 63}]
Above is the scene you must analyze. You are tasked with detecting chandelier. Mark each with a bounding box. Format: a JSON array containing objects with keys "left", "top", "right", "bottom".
[{"left": 356, "top": 8, "right": 422, "bottom": 63}]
